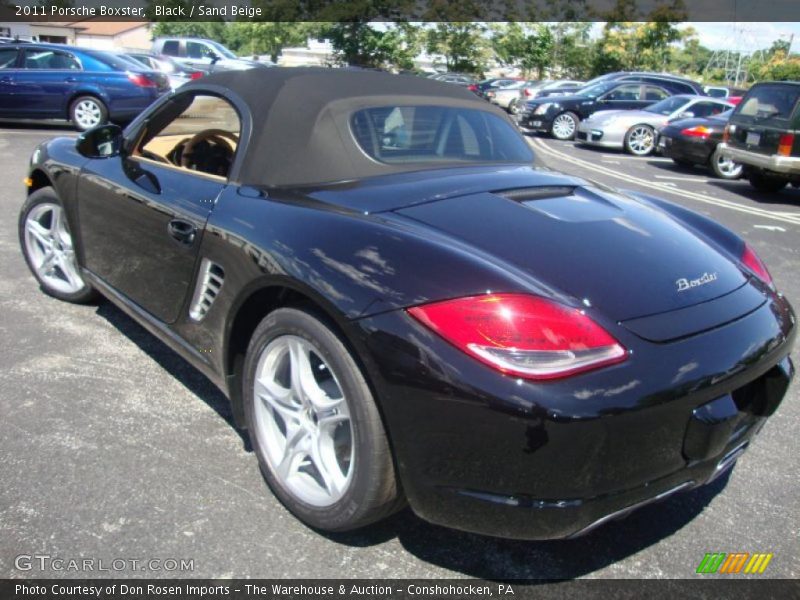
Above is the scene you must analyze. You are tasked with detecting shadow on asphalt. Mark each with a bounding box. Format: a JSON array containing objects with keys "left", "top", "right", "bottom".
[
  {"left": 324, "top": 471, "right": 730, "bottom": 579},
  {"left": 646, "top": 159, "right": 800, "bottom": 207},
  {"left": 92, "top": 296, "right": 731, "bottom": 580},
  {"left": 94, "top": 299, "right": 252, "bottom": 452}
]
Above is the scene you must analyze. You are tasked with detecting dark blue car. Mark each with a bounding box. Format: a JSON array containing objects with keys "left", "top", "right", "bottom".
[{"left": 0, "top": 43, "right": 170, "bottom": 131}]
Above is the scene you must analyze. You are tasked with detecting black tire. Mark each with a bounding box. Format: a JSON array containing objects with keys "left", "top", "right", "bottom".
[
  {"left": 624, "top": 124, "right": 656, "bottom": 156},
  {"left": 550, "top": 111, "right": 579, "bottom": 140},
  {"left": 672, "top": 158, "right": 694, "bottom": 168},
  {"left": 709, "top": 148, "right": 743, "bottom": 180},
  {"left": 243, "top": 307, "right": 402, "bottom": 532},
  {"left": 748, "top": 171, "right": 788, "bottom": 193},
  {"left": 69, "top": 95, "right": 108, "bottom": 131},
  {"left": 19, "top": 187, "right": 97, "bottom": 303}
]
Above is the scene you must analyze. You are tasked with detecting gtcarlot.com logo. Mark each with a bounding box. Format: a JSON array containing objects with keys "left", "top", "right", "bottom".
[
  {"left": 15, "top": 554, "right": 194, "bottom": 573},
  {"left": 696, "top": 552, "right": 773, "bottom": 574}
]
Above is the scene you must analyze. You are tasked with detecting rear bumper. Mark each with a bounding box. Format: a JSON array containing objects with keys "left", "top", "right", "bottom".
[
  {"left": 355, "top": 290, "right": 795, "bottom": 539},
  {"left": 719, "top": 143, "right": 800, "bottom": 175},
  {"left": 659, "top": 135, "right": 714, "bottom": 164}
]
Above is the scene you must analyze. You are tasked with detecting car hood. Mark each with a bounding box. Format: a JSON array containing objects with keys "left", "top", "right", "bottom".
[{"left": 393, "top": 183, "right": 747, "bottom": 321}]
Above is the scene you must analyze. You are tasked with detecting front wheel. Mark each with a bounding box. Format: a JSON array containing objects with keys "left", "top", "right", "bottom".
[
  {"left": 550, "top": 112, "right": 579, "bottom": 140},
  {"left": 710, "top": 148, "right": 743, "bottom": 180},
  {"left": 69, "top": 96, "right": 108, "bottom": 131},
  {"left": 624, "top": 124, "right": 656, "bottom": 156},
  {"left": 508, "top": 98, "right": 520, "bottom": 115},
  {"left": 243, "top": 307, "right": 402, "bottom": 532},
  {"left": 748, "top": 171, "right": 788, "bottom": 193},
  {"left": 19, "top": 187, "right": 96, "bottom": 303}
]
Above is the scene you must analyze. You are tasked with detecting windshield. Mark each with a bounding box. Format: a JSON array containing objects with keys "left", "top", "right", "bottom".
[
  {"left": 206, "top": 40, "right": 236, "bottom": 59},
  {"left": 645, "top": 96, "right": 690, "bottom": 115},
  {"left": 351, "top": 105, "right": 533, "bottom": 165},
  {"left": 576, "top": 82, "right": 617, "bottom": 98}
]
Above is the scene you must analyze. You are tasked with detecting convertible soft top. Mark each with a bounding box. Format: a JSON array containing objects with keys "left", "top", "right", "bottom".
[{"left": 183, "top": 67, "right": 528, "bottom": 187}]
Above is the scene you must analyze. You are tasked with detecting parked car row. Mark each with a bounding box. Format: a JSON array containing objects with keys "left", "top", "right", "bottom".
[{"left": 511, "top": 74, "right": 800, "bottom": 194}]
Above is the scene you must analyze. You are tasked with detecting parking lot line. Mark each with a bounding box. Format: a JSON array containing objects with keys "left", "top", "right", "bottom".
[
  {"left": 654, "top": 175, "right": 711, "bottom": 183},
  {"left": 530, "top": 137, "right": 800, "bottom": 227}
]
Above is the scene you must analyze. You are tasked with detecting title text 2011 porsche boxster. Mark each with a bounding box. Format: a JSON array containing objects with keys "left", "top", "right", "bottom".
[{"left": 19, "top": 69, "right": 795, "bottom": 539}]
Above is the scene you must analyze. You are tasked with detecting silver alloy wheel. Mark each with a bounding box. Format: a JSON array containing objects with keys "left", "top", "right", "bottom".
[
  {"left": 509, "top": 99, "right": 519, "bottom": 114},
  {"left": 715, "top": 153, "right": 743, "bottom": 178},
  {"left": 23, "top": 203, "right": 85, "bottom": 294},
  {"left": 73, "top": 99, "right": 103, "bottom": 130},
  {"left": 627, "top": 126, "right": 655, "bottom": 155},
  {"left": 551, "top": 113, "right": 576, "bottom": 139},
  {"left": 253, "top": 335, "right": 354, "bottom": 507}
]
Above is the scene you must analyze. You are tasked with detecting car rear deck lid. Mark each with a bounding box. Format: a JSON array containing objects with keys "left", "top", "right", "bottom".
[{"left": 620, "top": 281, "right": 766, "bottom": 343}]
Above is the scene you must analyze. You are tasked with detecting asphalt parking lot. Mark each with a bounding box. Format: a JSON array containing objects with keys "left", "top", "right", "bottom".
[{"left": 0, "top": 122, "right": 797, "bottom": 580}]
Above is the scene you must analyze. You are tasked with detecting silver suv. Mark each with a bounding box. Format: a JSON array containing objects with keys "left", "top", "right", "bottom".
[{"left": 151, "top": 37, "right": 266, "bottom": 73}]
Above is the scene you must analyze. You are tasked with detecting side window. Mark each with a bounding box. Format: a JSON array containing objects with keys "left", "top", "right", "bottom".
[
  {"left": 0, "top": 48, "right": 18, "bottom": 69},
  {"left": 22, "top": 49, "right": 80, "bottom": 70},
  {"left": 135, "top": 94, "right": 241, "bottom": 179},
  {"left": 644, "top": 86, "right": 669, "bottom": 101},
  {"left": 187, "top": 41, "right": 215, "bottom": 60},
  {"left": 605, "top": 84, "right": 642, "bottom": 101},
  {"left": 690, "top": 102, "right": 723, "bottom": 118},
  {"left": 161, "top": 41, "right": 179, "bottom": 57}
]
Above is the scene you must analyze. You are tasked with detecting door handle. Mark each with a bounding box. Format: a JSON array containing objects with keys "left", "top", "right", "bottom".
[
  {"left": 64, "top": 76, "right": 77, "bottom": 83},
  {"left": 167, "top": 219, "right": 196, "bottom": 245}
]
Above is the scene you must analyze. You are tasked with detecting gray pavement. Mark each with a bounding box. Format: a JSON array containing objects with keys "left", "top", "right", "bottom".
[{"left": 0, "top": 124, "right": 797, "bottom": 580}]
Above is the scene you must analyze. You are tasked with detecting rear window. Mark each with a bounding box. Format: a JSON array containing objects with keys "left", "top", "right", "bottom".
[
  {"left": 738, "top": 84, "right": 800, "bottom": 120},
  {"left": 351, "top": 106, "right": 533, "bottom": 165}
]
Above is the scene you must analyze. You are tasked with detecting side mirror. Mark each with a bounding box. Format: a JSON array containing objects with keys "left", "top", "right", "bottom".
[{"left": 76, "top": 124, "right": 123, "bottom": 158}]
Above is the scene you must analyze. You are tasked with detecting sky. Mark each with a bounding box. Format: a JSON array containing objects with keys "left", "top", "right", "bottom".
[{"left": 685, "top": 22, "right": 800, "bottom": 52}]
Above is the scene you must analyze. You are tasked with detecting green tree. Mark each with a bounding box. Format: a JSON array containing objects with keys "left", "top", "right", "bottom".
[
  {"left": 550, "top": 22, "right": 593, "bottom": 78},
  {"left": 321, "top": 22, "right": 421, "bottom": 70},
  {"left": 491, "top": 23, "right": 553, "bottom": 78},
  {"left": 225, "top": 23, "right": 313, "bottom": 62},
  {"left": 426, "top": 23, "right": 490, "bottom": 75}
]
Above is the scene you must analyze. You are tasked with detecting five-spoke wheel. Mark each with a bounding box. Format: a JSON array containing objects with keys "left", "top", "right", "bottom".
[
  {"left": 624, "top": 125, "right": 656, "bottom": 156},
  {"left": 19, "top": 187, "right": 95, "bottom": 302},
  {"left": 244, "top": 307, "right": 402, "bottom": 531}
]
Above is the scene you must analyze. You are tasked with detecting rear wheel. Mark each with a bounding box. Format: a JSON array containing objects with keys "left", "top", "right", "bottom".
[
  {"left": 508, "top": 98, "right": 520, "bottom": 115},
  {"left": 19, "top": 187, "right": 96, "bottom": 303},
  {"left": 69, "top": 96, "right": 108, "bottom": 131},
  {"left": 624, "top": 125, "right": 656, "bottom": 156},
  {"left": 243, "top": 307, "right": 402, "bottom": 532},
  {"left": 748, "top": 171, "right": 788, "bottom": 193},
  {"left": 710, "top": 148, "right": 743, "bottom": 180},
  {"left": 550, "top": 112, "right": 578, "bottom": 140}
]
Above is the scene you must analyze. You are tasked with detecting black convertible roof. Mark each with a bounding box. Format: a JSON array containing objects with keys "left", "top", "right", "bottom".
[{"left": 182, "top": 67, "right": 526, "bottom": 187}]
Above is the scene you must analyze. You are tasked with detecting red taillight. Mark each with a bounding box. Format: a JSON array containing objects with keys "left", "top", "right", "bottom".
[
  {"left": 188, "top": 71, "right": 204, "bottom": 80},
  {"left": 467, "top": 84, "right": 478, "bottom": 92},
  {"left": 681, "top": 125, "right": 712, "bottom": 139},
  {"left": 127, "top": 72, "right": 157, "bottom": 88},
  {"left": 408, "top": 294, "right": 627, "bottom": 380},
  {"left": 741, "top": 244, "right": 773, "bottom": 287},
  {"left": 778, "top": 133, "right": 794, "bottom": 157},
  {"left": 524, "top": 88, "right": 532, "bottom": 97}
]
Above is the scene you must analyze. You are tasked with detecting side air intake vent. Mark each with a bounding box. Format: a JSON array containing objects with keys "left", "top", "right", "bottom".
[{"left": 189, "top": 259, "right": 225, "bottom": 321}]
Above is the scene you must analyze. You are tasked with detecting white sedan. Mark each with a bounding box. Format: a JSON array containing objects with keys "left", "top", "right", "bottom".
[{"left": 575, "top": 95, "right": 733, "bottom": 155}]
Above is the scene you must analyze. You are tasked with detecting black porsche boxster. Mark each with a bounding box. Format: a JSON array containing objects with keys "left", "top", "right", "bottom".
[{"left": 19, "top": 68, "right": 795, "bottom": 539}]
